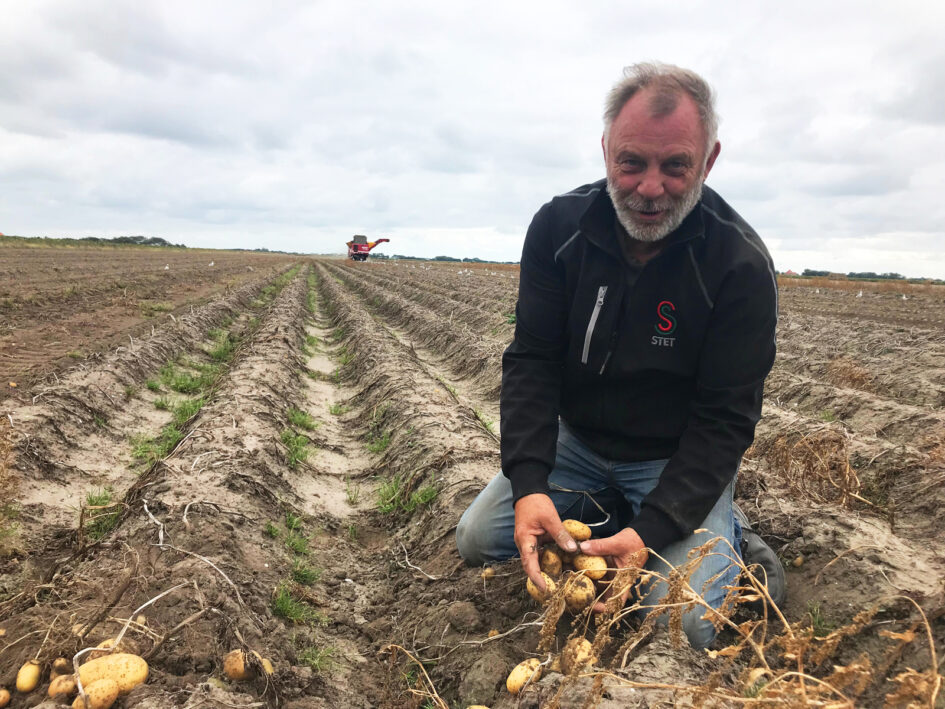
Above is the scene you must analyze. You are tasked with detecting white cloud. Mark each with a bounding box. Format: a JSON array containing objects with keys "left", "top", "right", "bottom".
[{"left": 1, "top": 0, "right": 943, "bottom": 277}]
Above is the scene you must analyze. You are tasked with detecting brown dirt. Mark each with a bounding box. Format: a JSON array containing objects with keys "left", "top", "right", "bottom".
[
  {"left": 0, "top": 243, "right": 296, "bottom": 389},
  {"left": 0, "top": 258, "right": 941, "bottom": 708}
]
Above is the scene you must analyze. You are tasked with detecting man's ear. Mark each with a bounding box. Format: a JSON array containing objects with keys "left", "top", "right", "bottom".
[
  {"left": 601, "top": 133, "right": 607, "bottom": 161},
  {"left": 703, "top": 141, "right": 721, "bottom": 178}
]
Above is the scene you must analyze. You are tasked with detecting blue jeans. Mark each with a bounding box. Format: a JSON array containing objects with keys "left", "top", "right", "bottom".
[{"left": 456, "top": 423, "right": 741, "bottom": 649}]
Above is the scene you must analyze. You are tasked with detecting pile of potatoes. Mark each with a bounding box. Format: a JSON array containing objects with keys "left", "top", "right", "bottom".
[
  {"left": 525, "top": 519, "right": 608, "bottom": 614},
  {"left": 8, "top": 650, "right": 148, "bottom": 709},
  {"left": 501, "top": 520, "right": 606, "bottom": 697}
]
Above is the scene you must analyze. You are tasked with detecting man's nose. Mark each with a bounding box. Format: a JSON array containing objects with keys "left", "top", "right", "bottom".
[{"left": 636, "top": 169, "right": 665, "bottom": 199}]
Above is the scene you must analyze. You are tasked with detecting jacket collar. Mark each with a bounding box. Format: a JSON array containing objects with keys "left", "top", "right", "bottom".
[{"left": 578, "top": 180, "right": 707, "bottom": 258}]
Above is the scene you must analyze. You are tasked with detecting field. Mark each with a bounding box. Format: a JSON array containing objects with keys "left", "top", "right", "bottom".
[{"left": 0, "top": 252, "right": 943, "bottom": 708}]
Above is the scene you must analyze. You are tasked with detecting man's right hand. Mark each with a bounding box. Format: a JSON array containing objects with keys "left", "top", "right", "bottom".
[{"left": 513, "top": 493, "right": 578, "bottom": 591}]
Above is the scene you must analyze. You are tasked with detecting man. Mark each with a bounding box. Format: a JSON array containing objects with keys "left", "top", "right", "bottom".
[{"left": 456, "top": 62, "right": 783, "bottom": 649}]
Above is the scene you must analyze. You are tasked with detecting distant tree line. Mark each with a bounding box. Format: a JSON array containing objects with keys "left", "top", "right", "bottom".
[
  {"left": 79, "top": 235, "right": 185, "bottom": 247},
  {"left": 801, "top": 269, "right": 905, "bottom": 280}
]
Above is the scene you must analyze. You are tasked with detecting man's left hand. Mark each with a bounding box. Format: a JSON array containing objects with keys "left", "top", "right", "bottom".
[{"left": 578, "top": 528, "right": 649, "bottom": 613}]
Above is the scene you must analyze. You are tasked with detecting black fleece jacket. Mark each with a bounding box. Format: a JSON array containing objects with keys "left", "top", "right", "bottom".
[{"left": 500, "top": 179, "right": 777, "bottom": 553}]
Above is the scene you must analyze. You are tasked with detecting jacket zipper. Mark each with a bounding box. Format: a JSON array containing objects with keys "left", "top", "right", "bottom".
[{"left": 581, "top": 286, "right": 608, "bottom": 364}]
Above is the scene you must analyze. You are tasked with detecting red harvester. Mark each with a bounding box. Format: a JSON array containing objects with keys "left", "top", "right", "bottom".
[{"left": 346, "top": 235, "right": 389, "bottom": 261}]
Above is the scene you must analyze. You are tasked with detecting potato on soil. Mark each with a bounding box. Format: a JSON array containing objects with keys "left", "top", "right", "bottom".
[
  {"left": 564, "top": 574, "right": 597, "bottom": 613},
  {"left": 51, "top": 656, "right": 71, "bottom": 679},
  {"left": 78, "top": 653, "right": 148, "bottom": 695},
  {"left": 16, "top": 659, "right": 41, "bottom": 692},
  {"left": 573, "top": 554, "right": 608, "bottom": 580},
  {"left": 0, "top": 689, "right": 9, "bottom": 707},
  {"left": 223, "top": 649, "right": 272, "bottom": 681},
  {"left": 72, "top": 678, "right": 119, "bottom": 709},
  {"left": 562, "top": 519, "right": 591, "bottom": 542},
  {"left": 88, "top": 636, "right": 138, "bottom": 661},
  {"left": 561, "top": 637, "right": 596, "bottom": 675},
  {"left": 525, "top": 572, "right": 556, "bottom": 603},
  {"left": 539, "top": 547, "right": 563, "bottom": 576},
  {"left": 49, "top": 673, "right": 78, "bottom": 698},
  {"left": 506, "top": 657, "right": 542, "bottom": 695}
]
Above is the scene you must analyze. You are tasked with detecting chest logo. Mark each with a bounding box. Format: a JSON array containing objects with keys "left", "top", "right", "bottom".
[{"left": 652, "top": 300, "right": 677, "bottom": 347}]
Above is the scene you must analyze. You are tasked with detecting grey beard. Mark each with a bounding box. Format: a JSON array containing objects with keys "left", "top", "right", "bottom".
[{"left": 607, "top": 175, "right": 704, "bottom": 243}]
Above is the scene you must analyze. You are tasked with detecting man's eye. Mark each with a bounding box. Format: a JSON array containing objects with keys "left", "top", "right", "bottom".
[
  {"left": 664, "top": 161, "right": 688, "bottom": 174},
  {"left": 620, "top": 160, "right": 644, "bottom": 171}
]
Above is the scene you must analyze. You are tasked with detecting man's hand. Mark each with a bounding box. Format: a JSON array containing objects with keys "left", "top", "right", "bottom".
[
  {"left": 513, "top": 493, "right": 578, "bottom": 591},
  {"left": 578, "top": 528, "right": 649, "bottom": 612}
]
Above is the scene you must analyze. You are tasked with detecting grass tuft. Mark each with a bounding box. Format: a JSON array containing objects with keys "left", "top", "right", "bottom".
[
  {"left": 281, "top": 429, "right": 310, "bottom": 469},
  {"left": 288, "top": 407, "right": 318, "bottom": 431}
]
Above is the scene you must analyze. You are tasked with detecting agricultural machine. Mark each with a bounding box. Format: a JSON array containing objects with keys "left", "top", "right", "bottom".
[{"left": 346, "top": 235, "right": 389, "bottom": 261}]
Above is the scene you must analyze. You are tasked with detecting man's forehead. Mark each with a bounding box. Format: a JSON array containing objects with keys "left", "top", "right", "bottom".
[{"left": 610, "top": 87, "right": 704, "bottom": 150}]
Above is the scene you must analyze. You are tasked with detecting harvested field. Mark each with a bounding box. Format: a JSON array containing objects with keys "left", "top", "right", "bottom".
[
  {"left": 0, "top": 242, "right": 296, "bottom": 388},
  {"left": 0, "top": 259, "right": 942, "bottom": 708}
]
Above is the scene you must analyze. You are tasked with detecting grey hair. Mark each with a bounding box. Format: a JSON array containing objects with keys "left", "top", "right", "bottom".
[{"left": 603, "top": 62, "right": 718, "bottom": 158}]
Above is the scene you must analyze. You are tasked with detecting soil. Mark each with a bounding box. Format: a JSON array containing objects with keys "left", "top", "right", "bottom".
[{"left": 0, "top": 258, "right": 942, "bottom": 708}]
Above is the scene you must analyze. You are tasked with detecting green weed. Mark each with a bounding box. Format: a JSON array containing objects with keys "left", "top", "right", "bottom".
[
  {"left": 292, "top": 559, "right": 321, "bottom": 585},
  {"left": 288, "top": 407, "right": 318, "bottom": 431},
  {"left": 285, "top": 511, "right": 302, "bottom": 532},
  {"left": 345, "top": 479, "right": 361, "bottom": 506},
  {"left": 298, "top": 645, "right": 333, "bottom": 673},
  {"left": 328, "top": 402, "right": 348, "bottom": 416},
  {"left": 284, "top": 531, "right": 310, "bottom": 556},
  {"left": 807, "top": 601, "right": 835, "bottom": 638},
  {"left": 171, "top": 397, "right": 205, "bottom": 428},
  {"left": 473, "top": 408, "right": 495, "bottom": 433},
  {"left": 85, "top": 487, "right": 120, "bottom": 540},
  {"left": 154, "top": 397, "right": 171, "bottom": 411},
  {"left": 145, "top": 379, "right": 161, "bottom": 392},
  {"left": 281, "top": 429, "right": 310, "bottom": 469},
  {"left": 367, "top": 431, "right": 391, "bottom": 454},
  {"left": 271, "top": 584, "right": 324, "bottom": 625},
  {"left": 264, "top": 521, "right": 280, "bottom": 538}
]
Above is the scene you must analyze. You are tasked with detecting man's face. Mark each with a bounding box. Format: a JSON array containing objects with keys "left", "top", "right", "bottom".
[{"left": 604, "top": 88, "right": 720, "bottom": 242}]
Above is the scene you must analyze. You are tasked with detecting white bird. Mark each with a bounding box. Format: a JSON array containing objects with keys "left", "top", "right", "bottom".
[
  {"left": 815, "top": 288, "right": 820, "bottom": 294},
  {"left": 902, "top": 294, "right": 908, "bottom": 300},
  {"left": 208, "top": 261, "right": 215, "bottom": 267},
  {"left": 856, "top": 290, "right": 863, "bottom": 297},
  {"left": 164, "top": 264, "right": 169, "bottom": 270}
]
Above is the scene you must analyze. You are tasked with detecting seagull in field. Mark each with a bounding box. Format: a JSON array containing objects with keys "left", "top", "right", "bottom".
[
  {"left": 208, "top": 261, "right": 215, "bottom": 267},
  {"left": 856, "top": 290, "right": 863, "bottom": 297},
  {"left": 902, "top": 294, "right": 908, "bottom": 300},
  {"left": 164, "top": 264, "right": 169, "bottom": 270},
  {"left": 815, "top": 288, "right": 820, "bottom": 293}
]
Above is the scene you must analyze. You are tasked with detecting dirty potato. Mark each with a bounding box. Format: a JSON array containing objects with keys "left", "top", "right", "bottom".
[
  {"left": 525, "top": 572, "right": 556, "bottom": 603},
  {"left": 506, "top": 657, "right": 542, "bottom": 695},
  {"left": 562, "top": 519, "right": 591, "bottom": 542},
  {"left": 539, "top": 547, "right": 563, "bottom": 576},
  {"left": 560, "top": 637, "right": 595, "bottom": 675},
  {"left": 564, "top": 574, "right": 597, "bottom": 613},
  {"left": 77, "top": 653, "right": 148, "bottom": 695},
  {"left": 572, "top": 554, "right": 608, "bottom": 580},
  {"left": 71, "top": 678, "right": 119, "bottom": 709},
  {"left": 16, "top": 660, "right": 41, "bottom": 693},
  {"left": 49, "top": 673, "right": 78, "bottom": 698}
]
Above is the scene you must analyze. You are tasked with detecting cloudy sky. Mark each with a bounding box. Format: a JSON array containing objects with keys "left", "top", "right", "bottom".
[{"left": 2, "top": 1, "right": 944, "bottom": 277}]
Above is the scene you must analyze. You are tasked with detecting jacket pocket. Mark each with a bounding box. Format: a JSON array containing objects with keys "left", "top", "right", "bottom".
[{"left": 581, "top": 285, "right": 608, "bottom": 365}]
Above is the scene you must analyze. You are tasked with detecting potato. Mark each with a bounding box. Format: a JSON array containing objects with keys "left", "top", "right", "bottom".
[
  {"left": 88, "top": 637, "right": 138, "bottom": 661},
  {"left": 16, "top": 659, "right": 41, "bottom": 692},
  {"left": 561, "top": 637, "right": 595, "bottom": 675},
  {"left": 51, "top": 656, "right": 72, "bottom": 679},
  {"left": 78, "top": 653, "right": 148, "bottom": 695},
  {"left": 506, "top": 657, "right": 542, "bottom": 695},
  {"left": 539, "top": 548, "right": 563, "bottom": 577},
  {"left": 72, "top": 678, "right": 119, "bottom": 709},
  {"left": 562, "top": 519, "right": 591, "bottom": 542},
  {"left": 525, "top": 572, "right": 556, "bottom": 603},
  {"left": 573, "top": 554, "right": 608, "bottom": 581},
  {"left": 564, "top": 574, "right": 597, "bottom": 613},
  {"left": 261, "top": 658, "right": 274, "bottom": 676},
  {"left": 0, "top": 689, "right": 9, "bottom": 708},
  {"left": 223, "top": 649, "right": 252, "bottom": 681},
  {"left": 480, "top": 567, "right": 496, "bottom": 580},
  {"left": 49, "top": 673, "right": 78, "bottom": 698}
]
